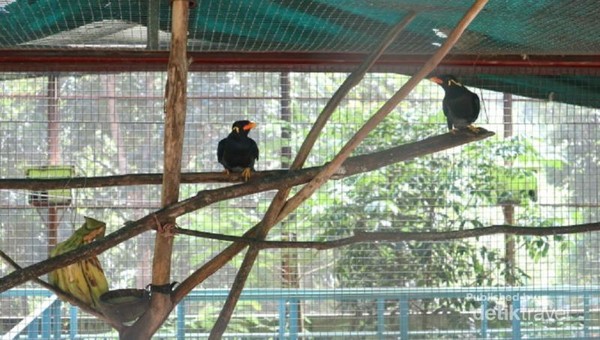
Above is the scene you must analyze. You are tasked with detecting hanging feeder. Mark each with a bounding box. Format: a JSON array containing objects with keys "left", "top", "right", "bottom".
[
  {"left": 25, "top": 165, "right": 74, "bottom": 207},
  {"left": 98, "top": 289, "right": 151, "bottom": 323}
]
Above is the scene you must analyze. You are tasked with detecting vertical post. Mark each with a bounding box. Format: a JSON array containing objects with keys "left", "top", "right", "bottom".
[
  {"left": 41, "top": 305, "right": 51, "bottom": 339},
  {"left": 399, "top": 296, "right": 409, "bottom": 339},
  {"left": 177, "top": 300, "right": 186, "bottom": 340},
  {"left": 279, "top": 71, "right": 305, "bottom": 335},
  {"left": 147, "top": 0, "right": 160, "bottom": 50},
  {"left": 47, "top": 75, "right": 61, "bottom": 339},
  {"left": 52, "top": 300, "right": 61, "bottom": 339},
  {"left": 289, "top": 298, "right": 299, "bottom": 340},
  {"left": 502, "top": 92, "right": 516, "bottom": 315},
  {"left": 46, "top": 75, "right": 60, "bottom": 255},
  {"left": 377, "top": 298, "right": 385, "bottom": 337},
  {"left": 27, "top": 319, "right": 38, "bottom": 339},
  {"left": 278, "top": 298, "right": 287, "bottom": 339},
  {"left": 503, "top": 93, "right": 513, "bottom": 138},
  {"left": 47, "top": 75, "right": 60, "bottom": 165},
  {"left": 280, "top": 72, "right": 292, "bottom": 169},
  {"left": 153, "top": 0, "right": 190, "bottom": 289},
  {"left": 143, "top": 0, "right": 190, "bottom": 337},
  {"left": 511, "top": 294, "right": 521, "bottom": 340},
  {"left": 69, "top": 306, "right": 77, "bottom": 340},
  {"left": 584, "top": 293, "right": 590, "bottom": 339},
  {"left": 480, "top": 299, "right": 488, "bottom": 339}
]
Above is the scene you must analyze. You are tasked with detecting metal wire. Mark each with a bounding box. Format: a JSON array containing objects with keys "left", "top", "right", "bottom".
[{"left": 0, "top": 70, "right": 599, "bottom": 338}]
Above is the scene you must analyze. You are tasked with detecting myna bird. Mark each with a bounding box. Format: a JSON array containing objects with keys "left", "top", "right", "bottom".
[
  {"left": 217, "top": 120, "right": 259, "bottom": 181},
  {"left": 430, "top": 75, "right": 480, "bottom": 133}
]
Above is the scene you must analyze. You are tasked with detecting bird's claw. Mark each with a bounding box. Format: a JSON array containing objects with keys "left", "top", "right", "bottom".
[
  {"left": 466, "top": 125, "right": 481, "bottom": 134},
  {"left": 241, "top": 167, "right": 253, "bottom": 182}
]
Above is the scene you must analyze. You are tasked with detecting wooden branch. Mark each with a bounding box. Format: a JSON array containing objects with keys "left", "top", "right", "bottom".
[
  {"left": 0, "top": 250, "right": 124, "bottom": 331},
  {"left": 0, "top": 129, "right": 493, "bottom": 293},
  {"left": 174, "top": 222, "right": 600, "bottom": 249},
  {"left": 291, "top": 11, "right": 417, "bottom": 170},
  {"left": 208, "top": 12, "right": 418, "bottom": 338},
  {"left": 0, "top": 173, "right": 228, "bottom": 190},
  {"left": 276, "top": 0, "right": 490, "bottom": 224}
]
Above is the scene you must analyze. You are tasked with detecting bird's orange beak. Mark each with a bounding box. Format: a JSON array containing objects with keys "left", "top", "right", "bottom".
[
  {"left": 429, "top": 77, "right": 443, "bottom": 85},
  {"left": 243, "top": 122, "right": 257, "bottom": 131}
]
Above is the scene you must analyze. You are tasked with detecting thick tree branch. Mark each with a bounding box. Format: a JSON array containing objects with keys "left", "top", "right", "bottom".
[
  {"left": 120, "top": 0, "right": 190, "bottom": 338},
  {"left": 0, "top": 129, "right": 493, "bottom": 293},
  {"left": 0, "top": 172, "right": 231, "bottom": 190},
  {"left": 174, "top": 222, "right": 600, "bottom": 249}
]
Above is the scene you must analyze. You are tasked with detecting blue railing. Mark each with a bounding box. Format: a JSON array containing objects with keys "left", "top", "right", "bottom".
[{"left": 2, "top": 286, "right": 599, "bottom": 339}]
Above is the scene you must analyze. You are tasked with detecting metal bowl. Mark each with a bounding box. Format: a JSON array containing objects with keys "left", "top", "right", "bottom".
[{"left": 98, "top": 289, "right": 150, "bottom": 323}]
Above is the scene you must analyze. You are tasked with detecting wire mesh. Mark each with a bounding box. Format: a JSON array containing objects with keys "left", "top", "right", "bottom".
[
  {"left": 1, "top": 1, "right": 600, "bottom": 55},
  {"left": 0, "top": 69, "right": 599, "bottom": 339}
]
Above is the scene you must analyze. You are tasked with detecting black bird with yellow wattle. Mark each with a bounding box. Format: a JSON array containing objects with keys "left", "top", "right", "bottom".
[
  {"left": 430, "top": 75, "right": 480, "bottom": 133},
  {"left": 217, "top": 120, "right": 259, "bottom": 181}
]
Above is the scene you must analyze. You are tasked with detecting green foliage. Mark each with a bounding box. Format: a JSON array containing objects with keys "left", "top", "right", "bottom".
[{"left": 307, "top": 86, "right": 569, "bottom": 322}]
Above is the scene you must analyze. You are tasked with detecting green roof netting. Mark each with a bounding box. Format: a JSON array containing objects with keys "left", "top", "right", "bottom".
[
  {"left": 0, "top": 0, "right": 599, "bottom": 109},
  {"left": 0, "top": 0, "right": 598, "bottom": 54}
]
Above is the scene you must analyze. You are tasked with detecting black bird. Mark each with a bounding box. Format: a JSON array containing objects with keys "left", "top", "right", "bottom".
[
  {"left": 217, "top": 120, "right": 259, "bottom": 181},
  {"left": 430, "top": 75, "right": 480, "bottom": 133}
]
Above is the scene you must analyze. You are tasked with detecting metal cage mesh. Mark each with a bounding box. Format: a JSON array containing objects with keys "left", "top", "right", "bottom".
[
  {"left": 0, "top": 0, "right": 600, "bottom": 55},
  {"left": 0, "top": 69, "right": 599, "bottom": 338}
]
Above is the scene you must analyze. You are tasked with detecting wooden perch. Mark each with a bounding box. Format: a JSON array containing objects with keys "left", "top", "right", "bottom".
[
  {"left": 0, "top": 129, "right": 493, "bottom": 293},
  {"left": 121, "top": 0, "right": 190, "bottom": 338},
  {"left": 0, "top": 129, "right": 493, "bottom": 191}
]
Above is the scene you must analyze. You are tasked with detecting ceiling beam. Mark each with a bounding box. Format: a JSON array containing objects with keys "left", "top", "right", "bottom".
[{"left": 0, "top": 50, "right": 599, "bottom": 74}]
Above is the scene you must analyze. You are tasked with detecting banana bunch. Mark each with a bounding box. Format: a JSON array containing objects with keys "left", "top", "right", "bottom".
[{"left": 48, "top": 216, "right": 109, "bottom": 308}]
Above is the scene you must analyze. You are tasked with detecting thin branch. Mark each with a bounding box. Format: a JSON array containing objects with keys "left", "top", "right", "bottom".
[
  {"left": 174, "top": 222, "right": 600, "bottom": 250},
  {"left": 276, "top": 0, "right": 490, "bottom": 224},
  {"left": 260, "top": 222, "right": 600, "bottom": 249},
  {"left": 0, "top": 129, "right": 493, "bottom": 293},
  {"left": 0, "top": 250, "right": 123, "bottom": 331},
  {"left": 209, "top": 12, "right": 418, "bottom": 338},
  {"left": 291, "top": 11, "right": 417, "bottom": 170}
]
